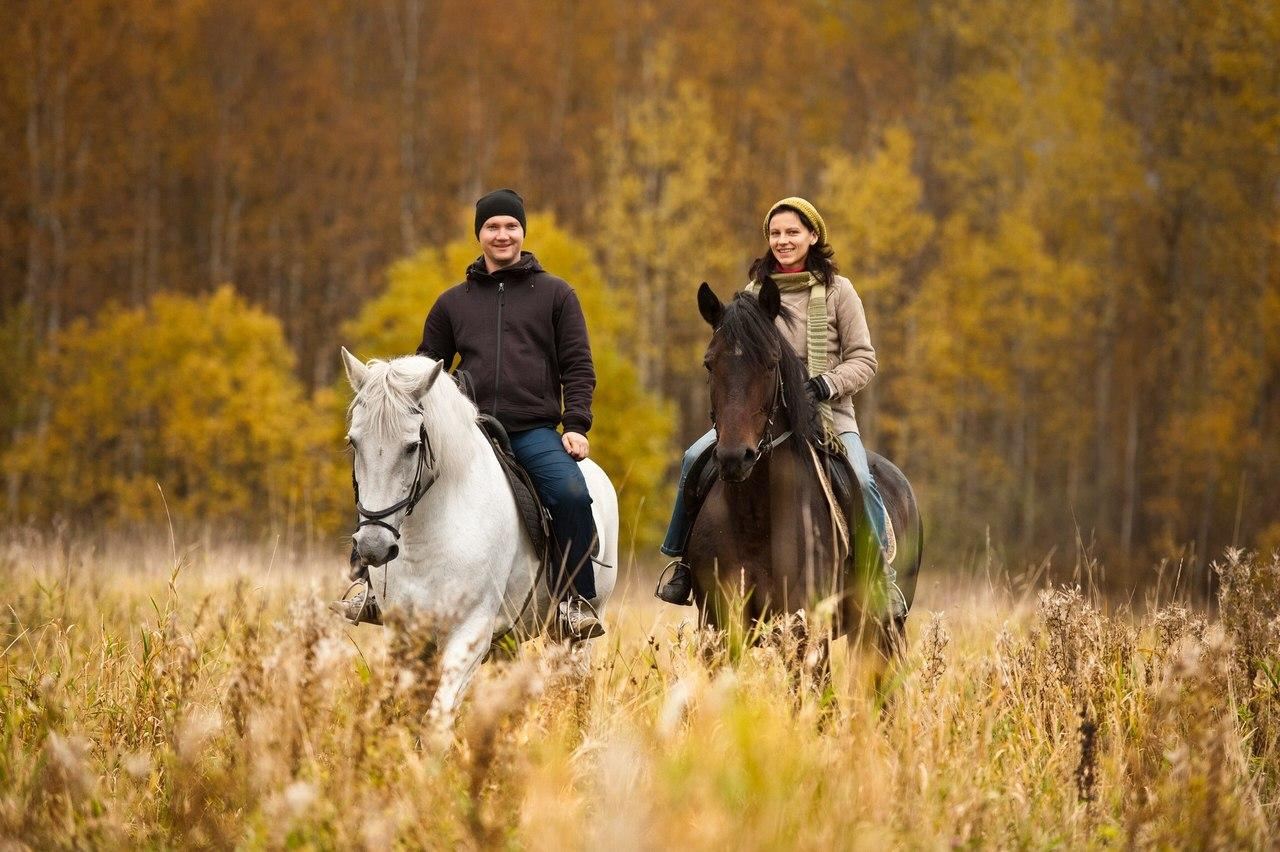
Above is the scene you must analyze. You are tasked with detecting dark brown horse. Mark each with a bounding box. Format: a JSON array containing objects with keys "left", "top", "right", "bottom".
[{"left": 686, "top": 278, "right": 923, "bottom": 659}]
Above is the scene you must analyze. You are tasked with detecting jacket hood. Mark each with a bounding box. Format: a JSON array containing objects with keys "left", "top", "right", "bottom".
[{"left": 465, "top": 251, "right": 545, "bottom": 284}]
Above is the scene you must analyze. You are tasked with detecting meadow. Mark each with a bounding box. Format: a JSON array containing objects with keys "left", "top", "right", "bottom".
[{"left": 2, "top": 532, "right": 1277, "bottom": 849}]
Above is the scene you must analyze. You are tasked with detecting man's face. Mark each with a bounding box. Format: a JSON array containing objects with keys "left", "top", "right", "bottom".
[{"left": 479, "top": 216, "right": 524, "bottom": 270}]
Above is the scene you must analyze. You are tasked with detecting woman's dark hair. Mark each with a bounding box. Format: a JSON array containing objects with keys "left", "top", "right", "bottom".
[{"left": 749, "top": 204, "right": 838, "bottom": 289}]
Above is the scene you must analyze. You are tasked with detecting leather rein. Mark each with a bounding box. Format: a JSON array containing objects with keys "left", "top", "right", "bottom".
[{"left": 352, "top": 409, "right": 439, "bottom": 540}]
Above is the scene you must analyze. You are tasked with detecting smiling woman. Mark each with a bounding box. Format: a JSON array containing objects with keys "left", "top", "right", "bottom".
[{"left": 656, "top": 197, "right": 902, "bottom": 620}]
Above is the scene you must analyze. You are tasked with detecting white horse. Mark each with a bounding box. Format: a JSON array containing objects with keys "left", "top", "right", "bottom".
[{"left": 339, "top": 348, "right": 618, "bottom": 729}]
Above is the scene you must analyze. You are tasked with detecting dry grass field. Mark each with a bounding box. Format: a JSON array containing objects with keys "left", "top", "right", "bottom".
[{"left": 2, "top": 533, "right": 1277, "bottom": 849}]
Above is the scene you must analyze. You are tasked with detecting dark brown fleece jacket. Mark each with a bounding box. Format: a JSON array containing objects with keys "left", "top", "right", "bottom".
[{"left": 416, "top": 252, "right": 595, "bottom": 435}]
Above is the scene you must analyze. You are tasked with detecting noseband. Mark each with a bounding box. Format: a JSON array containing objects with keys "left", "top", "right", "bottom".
[{"left": 352, "top": 410, "right": 438, "bottom": 540}]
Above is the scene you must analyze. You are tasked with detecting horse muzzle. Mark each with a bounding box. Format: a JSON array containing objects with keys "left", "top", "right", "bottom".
[
  {"left": 717, "top": 444, "right": 761, "bottom": 483},
  {"left": 352, "top": 527, "right": 399, "bottom": 568}
]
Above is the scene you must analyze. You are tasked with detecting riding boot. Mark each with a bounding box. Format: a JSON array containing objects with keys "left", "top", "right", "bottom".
[{"left": 655, "top": 559, "right": 694, "bottom": 606}]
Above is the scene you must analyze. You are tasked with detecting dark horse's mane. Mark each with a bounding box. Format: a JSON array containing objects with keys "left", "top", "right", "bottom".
[{"left": 716, "top": 293, "right": 823, "bottom": 447}]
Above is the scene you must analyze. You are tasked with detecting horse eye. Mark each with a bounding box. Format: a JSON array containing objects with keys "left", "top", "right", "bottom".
[{"left": 405, "top": 442, "right": 419, "bottom": 456}]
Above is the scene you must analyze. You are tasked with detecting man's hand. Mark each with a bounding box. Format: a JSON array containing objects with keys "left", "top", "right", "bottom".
[{"left": 562, "top": 431, "right": 589, "bottom": 460}]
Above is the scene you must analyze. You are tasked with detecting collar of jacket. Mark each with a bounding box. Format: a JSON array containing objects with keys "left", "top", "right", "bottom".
[{"left": 464, "top": 251, "right": 544, "bottom": 288}]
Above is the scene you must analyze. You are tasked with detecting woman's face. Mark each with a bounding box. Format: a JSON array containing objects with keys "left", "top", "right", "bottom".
[{"left": 768, "top": 210, "right": 818, "bottom": 269}]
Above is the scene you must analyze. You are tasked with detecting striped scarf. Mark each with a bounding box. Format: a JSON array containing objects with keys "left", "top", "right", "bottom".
[{"left": 747, "top": 272, "right": 836, "bottom": 439}]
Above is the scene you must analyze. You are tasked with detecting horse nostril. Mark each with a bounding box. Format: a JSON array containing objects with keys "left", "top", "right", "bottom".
[
  {"left": 742, "top": 447, "right": 759, "bottom": 465},
  {"left": 385, "top": 544, "right": 399, "bottom": 562}
]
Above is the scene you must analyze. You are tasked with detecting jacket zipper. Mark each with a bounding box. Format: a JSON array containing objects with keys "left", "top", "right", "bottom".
[{"left": 493, "top": 280, "right": 505, "bottom": 416}]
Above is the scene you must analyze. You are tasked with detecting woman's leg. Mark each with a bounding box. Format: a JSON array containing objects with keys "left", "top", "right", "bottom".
[
  {"left": 839, "top": 431, "right": 887, "bottom": 552},
  {"left": 660, "top": 429, "right": 717, "bottom": 557},
  {"left": 839, "top": 431, "right": 905, "bottom": 617}
]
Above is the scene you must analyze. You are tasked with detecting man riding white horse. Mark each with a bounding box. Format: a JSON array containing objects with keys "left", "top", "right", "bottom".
[{"left": 333, "top": 189, "right": 604, "bottom": 641}]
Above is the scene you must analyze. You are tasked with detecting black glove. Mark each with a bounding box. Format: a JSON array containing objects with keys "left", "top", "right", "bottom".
[{"left": 804, "top": 375, "right": 832, "bottom": 402}]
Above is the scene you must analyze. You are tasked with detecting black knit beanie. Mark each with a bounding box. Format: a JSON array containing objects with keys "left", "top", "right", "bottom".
[{"left": 474, "top": 188, "right": 527, "bottom": 237}]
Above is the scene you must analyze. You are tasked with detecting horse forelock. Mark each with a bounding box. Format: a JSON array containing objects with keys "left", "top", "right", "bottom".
[{"left": 349, "top": 356, "right": 479, "bottom": 458}]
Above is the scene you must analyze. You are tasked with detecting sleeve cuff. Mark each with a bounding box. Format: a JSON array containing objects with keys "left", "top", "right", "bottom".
[{"left": 562, "top": 417, "right": 591, "bottom": 435}]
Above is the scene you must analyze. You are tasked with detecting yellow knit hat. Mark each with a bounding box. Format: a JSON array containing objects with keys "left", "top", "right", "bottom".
[{"left": 763, "top": 196, "right": 827, "bottom": 244}]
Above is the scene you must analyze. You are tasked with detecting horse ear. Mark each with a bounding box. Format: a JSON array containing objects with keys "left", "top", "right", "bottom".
[
  {"left": 415, "top": 359, "right": 445, "bottom": 400},
  {"left": 698, "top": 282, "right": 724, "bottom": 328},
  {"left": 757, "top": 278, "right": 781, "bottom": 322},
  {"left": 341, "top": 347, "right": 368, "bottom": 392}
]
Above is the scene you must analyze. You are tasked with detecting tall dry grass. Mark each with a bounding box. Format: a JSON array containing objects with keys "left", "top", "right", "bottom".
[{"left": 1, "top": 532, "right": 1277, "bottom": 849}]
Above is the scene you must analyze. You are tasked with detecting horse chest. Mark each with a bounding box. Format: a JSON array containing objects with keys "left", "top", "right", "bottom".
[{"left": 689, "top": 452, "right": 837, "bottom": 606}]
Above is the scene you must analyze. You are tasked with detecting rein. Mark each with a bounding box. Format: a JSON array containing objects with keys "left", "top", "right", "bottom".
[{"left": 352, "top": 409, "right": 439, "bottom": 540}]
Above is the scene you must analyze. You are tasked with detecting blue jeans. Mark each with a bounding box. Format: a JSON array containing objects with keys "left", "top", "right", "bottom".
[
  {"left": 660, "top": 429, "right": 717, "bottom": 556},
  {"left": 841, "top": 431, "right": 888, "bottom": 555},
  {"left": 659, "top": 429, "right": 887, "bottom": 558},
  {"left": 509, "top": 427, "right": 596, "bottom": 599}
]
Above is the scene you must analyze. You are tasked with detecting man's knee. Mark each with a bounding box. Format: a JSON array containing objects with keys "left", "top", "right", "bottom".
[{"left": 541, "top": 469, "right": 592, "bottom": 511}]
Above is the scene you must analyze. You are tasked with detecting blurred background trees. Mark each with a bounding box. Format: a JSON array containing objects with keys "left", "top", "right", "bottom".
[{"left": 2, "top": 0, "right": 1278, "bottom": 570}]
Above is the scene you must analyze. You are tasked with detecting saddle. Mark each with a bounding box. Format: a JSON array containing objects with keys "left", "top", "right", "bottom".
[
  {"left": 476, "top": 413, "right": 552, "bottom": 561},
  {"left": 678, "top": 437, "right": 895, "bottom": 564},
  {"left": 462, "top": 368, "right": 601, "bottom": 577}
]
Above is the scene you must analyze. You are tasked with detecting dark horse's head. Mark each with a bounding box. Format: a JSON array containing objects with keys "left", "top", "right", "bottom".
[{"left": 698, "top": 279, "right": 821, "bottom": 482}]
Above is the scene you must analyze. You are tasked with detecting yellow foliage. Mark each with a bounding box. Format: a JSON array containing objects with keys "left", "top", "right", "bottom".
[
  {"left": 341, "top": 213, "right": 676, "bottom": 549},
  {"left": 594, "top": 39, "right": 738, "bottom": 427},
  {"left": 5, "top": 287, "right": 332, "bottom": 533}
]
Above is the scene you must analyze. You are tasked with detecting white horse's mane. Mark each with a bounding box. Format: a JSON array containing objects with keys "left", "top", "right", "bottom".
[{"left": 349, "top": 355, "right": 480, "bottom": 479}]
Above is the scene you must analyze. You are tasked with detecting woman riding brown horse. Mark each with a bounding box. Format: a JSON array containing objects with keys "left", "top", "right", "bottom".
[
  {"left": 674, "top": 277, "right": 922, "bottom": 650},
  {"left": 658, "top": 196, "right": 917, "bottom": 632}
]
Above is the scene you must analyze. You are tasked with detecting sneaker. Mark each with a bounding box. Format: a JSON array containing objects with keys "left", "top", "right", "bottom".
[
  {"left": 556, "top": 596, "right": 605, "bottom": 641},
  {"left": 655, "top": 559, "right": 694, "bottom": 606},
  {"left": 328, "top": 585, "right": 383, "bottom": 625}
]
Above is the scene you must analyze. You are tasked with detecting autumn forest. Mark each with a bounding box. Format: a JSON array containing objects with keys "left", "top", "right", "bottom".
[{"left": 3, "top": 0, "right": 1279, "bottom": 579}]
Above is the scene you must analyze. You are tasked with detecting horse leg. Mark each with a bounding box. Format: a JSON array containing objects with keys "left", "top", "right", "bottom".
[
  {"left": 789, "top": 617, "right": 833, "bottom": 715},
  {"left": 426, "top": 614, "right": 493, "bottom": 738}
]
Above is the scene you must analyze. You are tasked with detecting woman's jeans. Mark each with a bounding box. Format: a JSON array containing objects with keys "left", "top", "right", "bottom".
[
  {"left": 660, "top": 429, "right": 888, "bottom": 560},
  {"left": 660, "top": 429, "right": 717, "bottom": 557}
]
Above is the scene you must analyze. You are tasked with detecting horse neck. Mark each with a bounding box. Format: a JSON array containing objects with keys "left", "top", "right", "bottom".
[{"left": 402, "top": 400, "right": 514, "bottom": 541}]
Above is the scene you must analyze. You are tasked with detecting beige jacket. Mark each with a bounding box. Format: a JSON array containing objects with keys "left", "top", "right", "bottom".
[{"left": 753, "top": 274, "right": 877, "bottom": 435}]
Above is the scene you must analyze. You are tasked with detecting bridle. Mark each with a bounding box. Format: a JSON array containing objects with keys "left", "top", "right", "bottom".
[
  {"left": 352, "top": 409, "right": 438, "bottom": 540},
  {"left": 709, "top": 357, "right": 793, "bottom": 458}
]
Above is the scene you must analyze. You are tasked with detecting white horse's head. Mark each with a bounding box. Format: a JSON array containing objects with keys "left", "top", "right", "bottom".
[{"left": 342, "top": 347, "right": 446, "bottom": 568}]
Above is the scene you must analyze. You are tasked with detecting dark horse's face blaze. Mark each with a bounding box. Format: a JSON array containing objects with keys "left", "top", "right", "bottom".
[{"left": 698, "top": 280, "right": 785, "bottom": 482}]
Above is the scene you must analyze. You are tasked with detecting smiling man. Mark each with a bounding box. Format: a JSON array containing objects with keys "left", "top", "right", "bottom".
[{"left": 415, "top": 189, "right": 602, "bottom": 640}]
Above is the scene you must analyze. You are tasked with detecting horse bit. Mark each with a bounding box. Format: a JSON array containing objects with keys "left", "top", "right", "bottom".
[{"left": 351, "top": 408, "right": 439, "bottom": 541}]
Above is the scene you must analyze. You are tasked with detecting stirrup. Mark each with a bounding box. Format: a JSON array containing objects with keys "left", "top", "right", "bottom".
[
  {"left": 888, "top": 580, "right": 908, "bottom": 620},
  {"left": 329, "top": 579, "right": 383, "bottom": 626},
  {"left": 555, "top": 595, "right": 604, "bottom": 642},
  {"left": 654, "top": 559, "right": 694, "bottom": 606}
]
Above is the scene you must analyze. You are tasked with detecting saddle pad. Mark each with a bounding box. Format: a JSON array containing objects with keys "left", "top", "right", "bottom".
[{"left": 476, "top": 416, "right": 550, "bottom": 559}]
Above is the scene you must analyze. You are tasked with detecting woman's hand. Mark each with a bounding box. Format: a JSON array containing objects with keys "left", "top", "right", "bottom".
[
  {"left": 804, "top": 375, "right": 833, "bottom": 402},
  {"left": 562, "top": 431, "right": 590, "bottom": 460}
]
